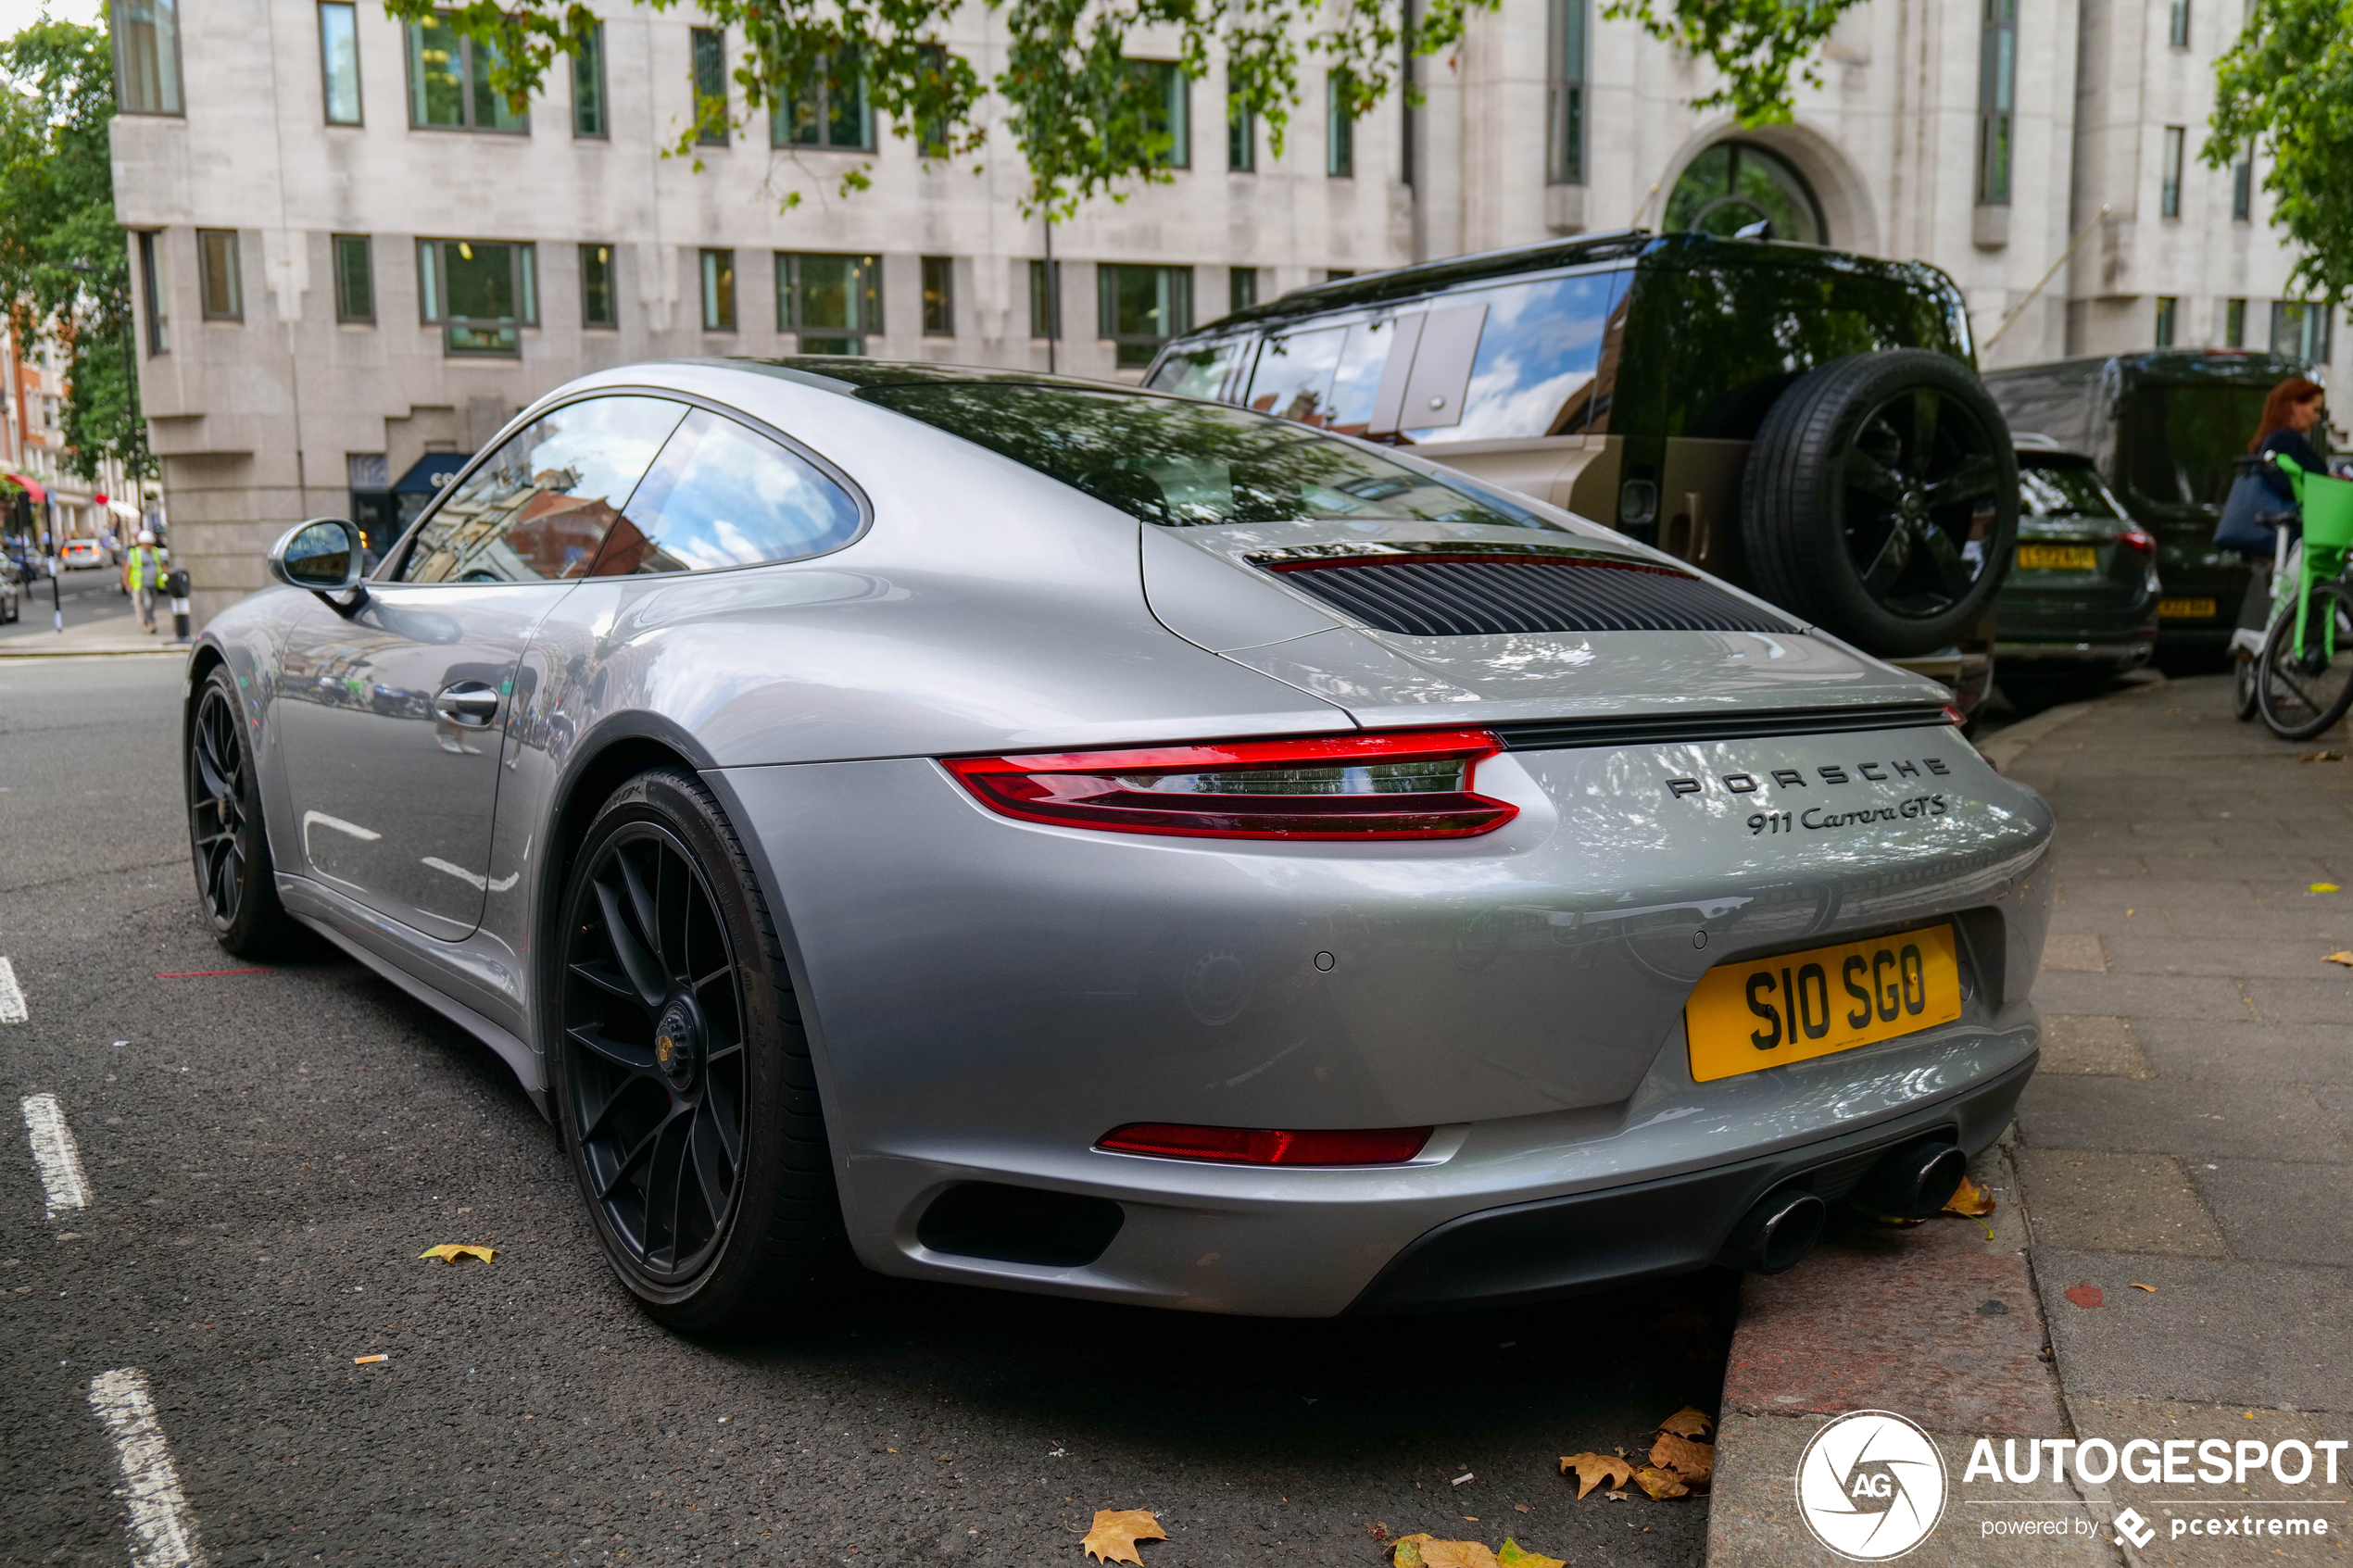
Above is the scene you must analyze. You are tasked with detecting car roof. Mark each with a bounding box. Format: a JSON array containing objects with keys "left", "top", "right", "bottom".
[{"left": 717, "top": 357, "right": 1153, "bottom": 396}]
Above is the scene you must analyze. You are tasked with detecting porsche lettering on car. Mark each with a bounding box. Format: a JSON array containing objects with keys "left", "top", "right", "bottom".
[{"left": 183, "top": 358, "right": 2054, "bottom": 1330}]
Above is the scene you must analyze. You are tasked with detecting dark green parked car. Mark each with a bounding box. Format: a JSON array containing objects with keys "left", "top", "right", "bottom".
[
  {"left": 1994, "top": 437, "right": 2160, "bottom": 709},
  {"left": 1982, "top": 349, "right": 2313, "bottom": 665}
]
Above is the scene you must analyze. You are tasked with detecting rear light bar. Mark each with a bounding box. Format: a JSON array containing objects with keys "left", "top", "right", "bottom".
[
  {"left": 1097, "top": 1123, "right": 1433, "bottom": 1166},
  {"left": 942, "top": 729, "right": 1517, "bottom": 840}
]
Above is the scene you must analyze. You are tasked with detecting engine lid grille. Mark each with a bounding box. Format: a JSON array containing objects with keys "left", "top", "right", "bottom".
[{"left": 1252, "top": 545, "right": 1799, "bottom": 638}]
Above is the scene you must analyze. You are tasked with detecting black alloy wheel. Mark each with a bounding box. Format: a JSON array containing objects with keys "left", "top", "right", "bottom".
[
  {"left": 187, "top": 665, "right": 292, "bottom": 956},
  {"left": 554, "top": 769, "right": 842, "bottom": 1329},
  {"left": 1743, "top": 350, "right": 2020, "bottom": 659},
  {"left": 2255, "top": 580, "right": 2353, "bottom": 740}
]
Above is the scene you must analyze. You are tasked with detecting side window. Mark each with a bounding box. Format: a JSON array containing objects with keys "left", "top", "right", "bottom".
[
  {"left": 1146, "top": 338, "right": 1246, "bottom": 400},
  {"left": 1246, "top": 317, "right": 1416, "bottom": 436},
  {"left": 1396, "top": 270, "right": 1629, "bottom": 443},
  {"left": 591, "top": 408, "right": 862, "bottom": 576},
  {"left": 397, "top": 395, "right": 687, "bottom": 583}
]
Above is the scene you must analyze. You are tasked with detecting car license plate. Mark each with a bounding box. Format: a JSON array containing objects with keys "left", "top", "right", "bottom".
[
  {"left": 2158, "top": 597, "right": 2219, "bottom": 620},
  {"left": 1684, "top": 925, "right": 1962, "bottom": 1083},
  {"left": 2017, "top": 544, "right": 2098, "bottom": 571}
]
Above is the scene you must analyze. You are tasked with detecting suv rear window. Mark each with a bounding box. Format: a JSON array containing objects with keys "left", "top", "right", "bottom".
[
  {"left": 858, "top": 382, "right": 1560, "bottom": 531},
  {"left": 2116, "top": 383, "right": 2277, "bottom": 510}
]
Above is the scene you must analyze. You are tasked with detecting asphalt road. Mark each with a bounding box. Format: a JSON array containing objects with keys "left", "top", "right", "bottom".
[
  {"left": 0, "top": 656, "right": 1729, "bottom": 1568},
  {"left": 0, "top": 565, "right": 144, "bottom": 643}
]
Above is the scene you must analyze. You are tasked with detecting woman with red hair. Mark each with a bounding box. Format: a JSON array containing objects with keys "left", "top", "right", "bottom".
[{"left": 2253, "top": 376, "right": 2327, "bottom": 507}]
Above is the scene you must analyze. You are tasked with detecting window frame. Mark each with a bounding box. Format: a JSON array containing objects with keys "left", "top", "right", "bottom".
[
  {"left": 1975, "top": 0, "right": 2017, "bottom": 207},
  {"left": 2271, "top": 301, "right": 2334, "bottom": 365},
  {"left": 1327, "top": 71, "right": 1354, "bottom": 178},
  {"left": 920, "top": 256, "right": 955, "bottom": 338},
  {"left": 573, "top": 19, "right": 608, "bottom": 139},
  {"left": 404, "top": 13, "right": 530, "bottom": 134},
  {"left": 774, "top": 49, "right": 875, "bottom": 150},
  {"left": 111, "top": 0, "right": 184, "bottom": 117},
  {"left": 1546, "top": 0, "right": 1587, "bottom": 185},
  {"left": 2231, "top": 144, "right": 2253, "bottom": 222},
  {"left": 1097, "top": 263, "right": 1193, "bottom": 369},
  {"left": 332, "top": 233, "right": 375, "bottom": 323},
  {"left": 700, "top": 248, "right": 737, "bottom": 332},
  {"left": 2159, "top": 125, "right": 2184, "bottom": 219},
  {"left": 2223, "top": 296, "right": 2247, "bottom": 348},
  {"left": 319, "top": 1, "right": 362, "bottom": 125},
  {"left": 136, "top": 231, "right": 170, "bottom": 356},
  {"left": 777, "top": 251, "right": 883, "bottom": 352},
  {"left": 1029, "top": 258, "right": 1062, "bottom": 341},
  {"left": 691, "top": 27, "right": 729, "bottom": 147},
  {"left": 1227, "top": 84, "right": 1254, "bottom": 172},
  {"left": 2153, "top": 295, "right": 2177, "bottom": 348},
  {"left": 581, "top": 243, "right": 618, "bottom": 329},
  {"left": 2167, "top": 0, "right": 2190, "bottom": 47},
  {"left": 196, "top": 229, "right": 243, "bottom": 322},
  {"left": 1133, "top": 60, "right": 1189, "bottom": 169},
  {"left": 415, "top": 237, "right": 539, "bottom": 356},
  {"left": 1228, "top": 267, "right": 1258, "bottom": 317}
]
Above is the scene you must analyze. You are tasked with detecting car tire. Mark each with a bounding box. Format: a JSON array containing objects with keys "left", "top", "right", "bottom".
[
  {"left": 1742, "top": 349, "right": 2020, "bottom": 659},
  {"left": 187, "top": 665, "right": 296, "bottom": 957},
  {"left": 551, "top": 767, "right": 848, "bottom": 1334}
]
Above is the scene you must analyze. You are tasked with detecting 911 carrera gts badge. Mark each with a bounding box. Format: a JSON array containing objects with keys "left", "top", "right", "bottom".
[{"left": 1664, "top": 756, "right": 1952, "bottom": 797}]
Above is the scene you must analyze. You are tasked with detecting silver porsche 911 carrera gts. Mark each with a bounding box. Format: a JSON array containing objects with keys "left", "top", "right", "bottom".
[{"left": 185, "top": 358, "right": 2053, "bottom": 1332}]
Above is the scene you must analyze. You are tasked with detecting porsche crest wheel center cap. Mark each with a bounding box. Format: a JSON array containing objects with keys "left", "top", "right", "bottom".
[{"left": 653, "top": 997, "right": 703, "bottom": 1092}]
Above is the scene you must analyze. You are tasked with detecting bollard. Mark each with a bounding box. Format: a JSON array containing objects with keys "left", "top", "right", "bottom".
[{"left": 166, "top": 569, "right": 191, "bottom": 642}]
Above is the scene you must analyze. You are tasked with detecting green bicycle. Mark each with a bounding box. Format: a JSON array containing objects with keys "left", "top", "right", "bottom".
[{"left": 2255, "top": 453, "right": 2353, "bottom": 740}]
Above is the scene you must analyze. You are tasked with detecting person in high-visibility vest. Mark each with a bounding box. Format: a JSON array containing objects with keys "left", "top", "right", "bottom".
[{"left": 124, "top": 530, "right": 167, "bottom": 633}]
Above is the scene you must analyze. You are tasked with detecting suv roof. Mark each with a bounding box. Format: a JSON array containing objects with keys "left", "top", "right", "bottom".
[{"left": 1982, "top": 347, "right": 2309, "bottom": 390}]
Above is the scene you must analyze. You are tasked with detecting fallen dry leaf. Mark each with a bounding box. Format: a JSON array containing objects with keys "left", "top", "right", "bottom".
[
  {"left": 1943, "top": 1175, "right": 1995, "bottom": 1218},
  {"left": 1497, "top": 1539, "right": 1567, "bottom": 1568},
  {"left": 418, "top": 1244, "right": 495, "bottom": 1265},
  {"left": 353, "top": 1354, "right": 386, "bottom": 1364},
  {"left": 1657, "top": 1406, "right": 1714, "bottom": 1437},
  {"left": 2299, "top": 750, "right": 2347, "bottom": 762},
  {"left": 1649, "top": 1433, "right": 1715, "bottom": 1486},
  {"left": 2129, "top": 1282, "right": 2158, "bottom": 1292},
  {"left": 2064, "top": 1284, "right": 2105, "bottom": 1309},
  {"left": 2325, "top": 952, "right": 2353, "bottom": 968},
  {"left": 1561, "top": 1452, "right": 1635, "bottom": 1499},
  {"left": 1392, "top": 1535, "right": 1498, "bottom": 1568},
  {"left": 2312, "top": 884, "right": 2341, "bottom": 894},
  {"left": 1603, "top": 1490, "right": 1629, "bottom": 1502},
  {"left": 1080, "top": 1510, "right": 1165, "bottom": 1565},
  {"left": 1632, "top": 1466, "right": 1691, "bottom": 1499}
]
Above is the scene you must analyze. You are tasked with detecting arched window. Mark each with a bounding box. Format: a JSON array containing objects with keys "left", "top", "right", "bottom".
[{"left": 1663, "top": 142, "right": 1827, "bottom": 245}]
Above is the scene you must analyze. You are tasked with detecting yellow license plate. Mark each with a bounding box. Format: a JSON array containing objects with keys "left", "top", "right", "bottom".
[
  {"left": 2159, "top": 597, "right": 2219, "bottom": 620},
  {"left": 2017, "top": 544, "right": 2098, "bottom": 571},
  {"left": 1684, "top": 925, "right": 1962, "bottom": 1083}
]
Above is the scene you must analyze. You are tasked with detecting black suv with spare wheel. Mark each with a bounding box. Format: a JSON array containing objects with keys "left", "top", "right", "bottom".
[{"left": 1146, "top": 232, "right": 2018, "bottom": 709}]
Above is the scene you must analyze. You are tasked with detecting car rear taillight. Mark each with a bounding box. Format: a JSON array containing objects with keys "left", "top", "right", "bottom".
[
  {"left": 1097, "top": 1123, "right": 1432, "bottom": 1165},
  {"left": 2117, "top": 525, "right": 2157, "bottom": 555},
  {"left": 941, "top": 729, "right": 1517, "bottom": 840},
  {"left": 1940, "top": 705, "right": 1968, "bottom": 727}
]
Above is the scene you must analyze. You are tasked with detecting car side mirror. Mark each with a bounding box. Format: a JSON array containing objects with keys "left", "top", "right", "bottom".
[{"left": 269, "top": 518, "right": 368, "bottom": 610}]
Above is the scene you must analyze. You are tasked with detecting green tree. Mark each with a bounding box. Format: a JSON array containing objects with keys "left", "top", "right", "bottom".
[
  {"left": 397, "top": 0, "right": 1862, "bottom": 219},
  {"left": 0, "top": 19, "right": 145, "bottom": 483},
  {"left": 2207, "top": 0, "right": 2353, "bottom": 308}
]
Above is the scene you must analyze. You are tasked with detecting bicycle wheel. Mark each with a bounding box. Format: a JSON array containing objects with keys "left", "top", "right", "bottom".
[
  {"left": 2233, "top": 654, "right": 2260, "bottom": 720},
  {"left": 2256, "top": 580, "right": 2353, "bottom": 739}
]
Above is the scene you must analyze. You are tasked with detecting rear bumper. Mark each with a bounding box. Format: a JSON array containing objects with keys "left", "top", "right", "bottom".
[{"left": 1351, "top": 1051, "right": 2035, "bottom": 1312}]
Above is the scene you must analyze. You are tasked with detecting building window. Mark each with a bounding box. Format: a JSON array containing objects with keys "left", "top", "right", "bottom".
[
  {"left": 418, "top": 238, "right": 537, "bottom": 356},
  {"left": 1666, "top": 141, "right": 1827, "bottom": 244},
  {"left": 2159, "top": 126, "right": 2184, "bottom": 218},
  {"left": 1098, "top": 264, "right": 1191, "bottom": 369},
  {"left": 112, "top": 0, "right": 182, "bottom": 115},
  {"left": 1976, "top": 0, "right": 2017, "bottom": 205},
  {"left": 137, "top": 231, "right": 169, "bottom": 355},
  {"left": 406, "top": 13, "right": 528, "bottom": 132},
  {"left": 320, "top": 2, "right": 361, "bottom": 124},
  {"left": 779, "top": 253, "right": 881, "bottom": 354},
  {"left": 1327, "top": 269, "right": 1355, "bottom": 282},
  {"left": 1133, "top": 61, "right": 1189, "bottom": 169},
  {"left": 691, "top": 28, "right": 728, "bottom": 145},
  {"left": 573, "top": 20, "right": 607, "bottom": 138},
  {"left": 700, "top": 248, "right": 736, "bottom": 332},
  {"left": 775, "top": 51, "right": 874, "bottom": 149},
  {"left": 1327, "top": 71, "right": 1354, "bottom": 178},
  {"left": 1029, "top": 259, "right": 1061, "bottom": 340},
  {"left": 2223, "top": 297, "right": 2247, "bottom": 347},
  {"left": 2272, "top": 301, "right": 2333, "bottom": 364},
  {"left": 197, "top": 230, "right": 242, "bottom": 320},
  {"left": 916, "top": 44, "right": 950, "bottom": 157},
  {"left": 920, "top": 256, "right": 954, "bottom": 337},
  {"left": 1229, "top": 267, "right": 1258, "bottom": 316},
  {"left": 1546, "top": 0, "right": 1587, "bottom": 184},
  {"left": 2168, "top": 0, "right": 2190, "bottom": 46},
  {"left": 2154, "top": 296, "right": 2177, "bottom": 347},
  {"left": 581, "top": 244, "right": 617, "bottom": 328},
  {"left": 2232, "top": 144, "right": 2253, "bottom": 221},
  {"left": 1227, "top": 85, "right": 1254, "bottom": 171},
  {"left": 333, "top": 233, "right": 374, "bottom": 322}
]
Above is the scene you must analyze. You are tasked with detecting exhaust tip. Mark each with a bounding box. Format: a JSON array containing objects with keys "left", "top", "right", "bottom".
[
  {"left": 1721, "top": 1188, "right": 1826, "bottom": 1274},
  {"left": 1855, "top": 1138, "right": 1969, "bottom": 1219}
]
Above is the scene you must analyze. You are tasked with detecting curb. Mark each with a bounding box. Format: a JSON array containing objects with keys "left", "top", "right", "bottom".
[{"left": 0, "top": 643, "right": 189, "bottom": 659}]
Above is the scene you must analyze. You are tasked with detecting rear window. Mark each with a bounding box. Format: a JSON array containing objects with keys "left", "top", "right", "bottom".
[
  {"left": 2117, "top": 383, "right": 2277, "bottom": 510},
  {"left": 2019, "top": 459, "right": 2120, "bottom": 520},
  {"left": 858, "top": 383, "right": 1562, "bottom": 531}
]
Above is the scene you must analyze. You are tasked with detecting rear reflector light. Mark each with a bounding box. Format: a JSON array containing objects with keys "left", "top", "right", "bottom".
[
  {"left": 1097, "top": 1123, "right": 1433, "bottom": 1165},
  {"left": 2116, "top": 525, "right": 2157, "bottom": 555},
  {"left": 942, "top": 729, "right": 1517, "bottom": 840}
]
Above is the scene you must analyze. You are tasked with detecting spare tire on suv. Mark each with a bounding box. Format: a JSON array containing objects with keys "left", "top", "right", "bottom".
[{"left": 1742, "top": 349, "right": 2019, "bottom": 659}]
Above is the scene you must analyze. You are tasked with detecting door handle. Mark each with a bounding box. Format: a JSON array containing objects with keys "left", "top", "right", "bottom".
[{"left": 433, "top": 682, "right": 501, "bottom": 727}]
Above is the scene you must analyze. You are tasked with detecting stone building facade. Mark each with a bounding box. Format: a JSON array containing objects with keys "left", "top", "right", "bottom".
[{"left": 106, "top": 0, "right": 2338, "bottom": 628}]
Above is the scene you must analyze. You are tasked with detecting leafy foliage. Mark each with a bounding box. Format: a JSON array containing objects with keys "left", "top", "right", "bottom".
[
  {"left": 1601, "top": 0, "right": 1869, "bottom": 125},
  {"left": 0, "top": 20, "right": 145, "bottom": 482},
  {"left": 2207, "top": 0, "right": 2353, "bottom": 307}
]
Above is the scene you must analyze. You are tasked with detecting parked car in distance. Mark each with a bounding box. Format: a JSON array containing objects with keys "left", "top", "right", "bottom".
[
  {"left": 58, "top": 538, "right": 103, "bottom": 569},
  {"left": 1146, "top": 231, "right": 2020, "bottom": 717},
  {"left": 1991, "top": 437, "right": 2159, "bottom": 710},
  {"left": 1982, "top": 349, "right": 2317, "bottom": 667},
  {"left": 0, "top": 555, "right": 20, "bottom": 623}
]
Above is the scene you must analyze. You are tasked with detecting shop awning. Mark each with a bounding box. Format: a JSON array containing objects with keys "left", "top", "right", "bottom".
[
  {"left": 393, "top": 453, "right": 470, "bottom": 495},
  {"left": 3, "top": 473, "right": 46, "bottom": 504}
]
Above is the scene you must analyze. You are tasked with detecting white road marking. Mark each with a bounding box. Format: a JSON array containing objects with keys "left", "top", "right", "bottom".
[
  {"left": 0, "top": 956, "right": 25, "bottom": 1022},
  {"left": 19, "top": 1093, "right": 92, "bottom": 1216},
  {"left": 88, "top": 1368, "right": 207, "bottom": 1568}
]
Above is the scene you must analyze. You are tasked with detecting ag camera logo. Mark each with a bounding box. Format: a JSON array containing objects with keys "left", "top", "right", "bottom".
[{"left": 1797, "top": 1411, "right": 1949, "bottom": 1561}]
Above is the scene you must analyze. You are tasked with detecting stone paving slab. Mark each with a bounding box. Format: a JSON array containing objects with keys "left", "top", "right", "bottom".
[
  {"left": 2025, "top": 972, "right": 2259, "bottom": 1022},
  {"left": 2016, "top": 1151, "right": 2227, "bottom": 1257},
  {"left": 2098, "top": 935, "right": 2353, "bottom": 981},
  {"left": 2192, "top": 1159, "right": 2353, "bottom": 1266},
  {"left": 2018, "top": 1077, "right": 2346, "bottom": 1160},
  {"left": 2036, "top": 1017, "right": 2156, "bottom": 1079},
  {"left": 2067, "top": 1398, "right": 2353, "bottom": 1568},
  {"left": 2127, "top": 1019, "right": 2353, "bottom": 1084}
]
